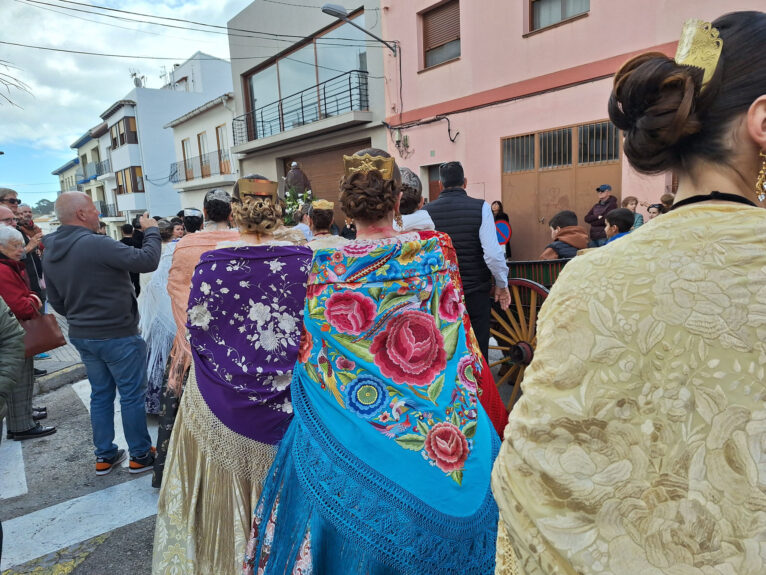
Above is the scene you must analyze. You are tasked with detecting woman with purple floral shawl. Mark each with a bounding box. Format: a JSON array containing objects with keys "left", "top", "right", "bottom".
[{"left": 153, "top": 177, "right": 312, "bottom": 575}]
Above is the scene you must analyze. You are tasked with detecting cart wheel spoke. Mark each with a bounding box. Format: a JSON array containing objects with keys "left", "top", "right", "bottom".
[
  {"left": 490, "top": 328, "right": 518, "bottom": 346},
  {"left": 489, "top": 357, "right": 512, "bottom": 368},
  {"left": 507, "top": 366, "right": 525, "bottom": 409},
  {"left": 496, "top": 363, "right": 518, "bottom": 389},
  {"left": 512, "top": 285, "right": 528, "bottom": 340},
  {"left": 528, "top": 290, "right": 538, "bottom": 340},
  {"left": 491, "top": 310, "right": 522, "bottom": 343}
]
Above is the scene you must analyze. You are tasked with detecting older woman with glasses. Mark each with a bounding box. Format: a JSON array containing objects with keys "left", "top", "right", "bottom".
[{"left": 0, "top": 225, "right": 56, "bottom": 440}]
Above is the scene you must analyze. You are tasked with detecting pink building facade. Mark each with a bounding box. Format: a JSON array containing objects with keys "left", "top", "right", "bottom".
[{"left": 381, "top": 0, "right": 764, "bottom": 258}]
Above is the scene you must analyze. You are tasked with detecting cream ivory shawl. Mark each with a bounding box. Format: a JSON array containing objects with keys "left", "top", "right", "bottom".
[{"left": 492, "top": 204, "right": 766, "bottom": 575}]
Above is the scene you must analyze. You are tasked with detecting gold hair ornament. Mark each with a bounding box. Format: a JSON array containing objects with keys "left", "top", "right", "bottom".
[
  {"left": 343, "top": 154, "right": 396, "bottom": 181},
  {"left": 674, "top": 19, "right": 723, "bottom": 91},
  {"left": 237, "top": 178, "right": 278, "bottom": 202},
  {"left": 311, "top": 199, "right": 334, "bottom": 210},
  {"left": 756, "top": 151, "right": 766, "bottom": 203}
]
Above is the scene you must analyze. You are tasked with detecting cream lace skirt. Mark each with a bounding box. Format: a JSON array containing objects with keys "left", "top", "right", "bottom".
[{"left": 152, "top": 367, "right": 278, "bottom": 575}]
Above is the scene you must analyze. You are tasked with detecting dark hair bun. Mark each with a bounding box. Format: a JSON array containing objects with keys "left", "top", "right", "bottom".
[
  {"left": 339, "top": 171, "right": 397, "bottom": 222},
  {"left": 609, "top": 52, "right": 703, "bottom": 174}
]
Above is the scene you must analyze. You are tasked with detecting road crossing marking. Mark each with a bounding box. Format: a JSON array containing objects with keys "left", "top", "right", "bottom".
[
  {"left": 0, "top": 474, "right": 158, "bottom": 571},
  {"left": 0, "top": 421, "right": 28, "bottom": 500}
]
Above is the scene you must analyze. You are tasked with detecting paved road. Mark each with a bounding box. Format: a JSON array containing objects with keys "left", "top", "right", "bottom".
[{"left": 1, "top": 380, "right": 159, "bottom": 574}]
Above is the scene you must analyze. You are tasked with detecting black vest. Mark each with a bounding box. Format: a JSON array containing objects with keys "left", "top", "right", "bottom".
[{"left": 424, "top": 188, "right": 491, "bottom": 294}]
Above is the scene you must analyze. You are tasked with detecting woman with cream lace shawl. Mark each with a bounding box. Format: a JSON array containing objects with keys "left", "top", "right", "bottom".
[{"left": 492, "top": 12, "right": 766, "bottom": 575}]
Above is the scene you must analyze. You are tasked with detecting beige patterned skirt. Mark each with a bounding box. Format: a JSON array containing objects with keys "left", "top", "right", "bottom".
[{"left": 152, "top": 367, "right": 278, "bottom": 575}]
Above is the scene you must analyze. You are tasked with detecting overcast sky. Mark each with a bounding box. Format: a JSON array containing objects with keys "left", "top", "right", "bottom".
[{"left": 0, "top": 0, "right": 256, "bottom": 206}]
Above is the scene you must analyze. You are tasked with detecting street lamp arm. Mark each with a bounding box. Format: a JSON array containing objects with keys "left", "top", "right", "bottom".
[{"left": 321, "top": 3, "right": 397, "bottom": 56}]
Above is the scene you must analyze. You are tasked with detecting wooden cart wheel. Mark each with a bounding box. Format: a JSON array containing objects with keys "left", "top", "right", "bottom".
[{"left": 488, "top": 278, "right": 549, "bottom": 410}]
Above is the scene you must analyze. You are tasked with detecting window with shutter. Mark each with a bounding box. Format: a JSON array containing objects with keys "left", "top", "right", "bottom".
[{"left": 422, "top": 1, "right": 460, "bottom": 69}]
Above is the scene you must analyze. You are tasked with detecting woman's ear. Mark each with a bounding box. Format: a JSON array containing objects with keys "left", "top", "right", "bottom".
[{"left": 746, "top": 95, "right": 766, "bottom": 151}]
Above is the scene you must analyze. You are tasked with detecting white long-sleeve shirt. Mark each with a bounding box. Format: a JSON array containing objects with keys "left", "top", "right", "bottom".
[{"left": 478, "top": 202, "right": 509, "bottom": 288}]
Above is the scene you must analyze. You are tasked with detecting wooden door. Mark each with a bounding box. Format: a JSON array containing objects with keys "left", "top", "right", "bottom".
[{"left": 283, "top": 139, "right": 371, "bottom": 225}]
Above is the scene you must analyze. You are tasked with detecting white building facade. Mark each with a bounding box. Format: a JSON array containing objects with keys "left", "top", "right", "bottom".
[
  {"left": 58, "top": 52, "right": 234, "bottom": 232},
  {"left": 165, "top": 92, "right": 238, "bottom": 210}
]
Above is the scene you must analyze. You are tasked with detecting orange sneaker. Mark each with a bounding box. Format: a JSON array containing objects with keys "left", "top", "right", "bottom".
[
  {"left": 96, "top": 449, "right": 126, "bottom": 476},
  {"left": 128, "top": 446, "right": 156, "bottom": 474}
]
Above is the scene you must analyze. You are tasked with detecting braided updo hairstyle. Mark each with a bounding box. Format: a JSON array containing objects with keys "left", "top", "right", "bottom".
[
  {"left": 231, "top": 173, "right": 283, "bottom": 234},
  {"left": 339, "top": 148, "right": 402, "bottom": 223},
  {"left": 608, "top": 11, "right": 766, "bottom": 176}
]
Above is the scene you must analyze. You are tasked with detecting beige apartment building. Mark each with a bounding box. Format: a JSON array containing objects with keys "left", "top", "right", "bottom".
[{"left": 227, "top": 1, "right": 388, "bottom": 222}]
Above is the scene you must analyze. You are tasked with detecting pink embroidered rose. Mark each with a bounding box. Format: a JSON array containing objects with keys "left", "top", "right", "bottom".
[
  {"left": 342, "top": 242, "right": 376, "bottom": 257},
  {"left": 325, "top": 291, "right": 377, "bottom": 335},
  {"left": 336, "top": 357, "right": 356, "bottom": 371},
  {"left": 298, "top": 326, "right": 313, "bottom": 363},
  {"left": 457, "top": 355, "right": 478, "bottom": 393},
  {"left": 370, "top": 310, "right": 446, "bottom": 386},
  {"left": 424, "top": 422, "right": 469, "bottom": 473},
  {"left": 438, "top": 282, "right": 463, "bottom": 322}
]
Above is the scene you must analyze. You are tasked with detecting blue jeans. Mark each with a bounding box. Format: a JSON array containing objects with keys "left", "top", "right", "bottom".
[
  {"left": 588, "top": 237, "right": 608, "bottom": 248},
  {"left": 70, "top": 335, "right": 152, "bottom": 459}
]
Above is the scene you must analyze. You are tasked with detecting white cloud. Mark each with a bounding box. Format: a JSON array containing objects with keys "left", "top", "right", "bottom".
[{"left": 0, "top": 0, "right": 252, "bottom": 153}]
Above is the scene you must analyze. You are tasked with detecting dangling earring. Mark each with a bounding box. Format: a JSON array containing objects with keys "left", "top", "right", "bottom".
[
  {"left": 394, "top": 212, "right": 403, "bottom": 229},
  {"left": 756, "top": 150, "right": 766, "bottom": 203}
]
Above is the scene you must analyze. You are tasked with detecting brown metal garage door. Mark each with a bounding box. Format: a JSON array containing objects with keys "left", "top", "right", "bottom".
[{"left": 283, "top": 139, "right": 371, "bottom": 224}]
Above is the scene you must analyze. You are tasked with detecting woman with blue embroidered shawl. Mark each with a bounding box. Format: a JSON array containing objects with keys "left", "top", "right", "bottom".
[
  {"left": 153, "top": 177, "right": 312, "bottom": 575},
  {"left": 243, "top": 150, "right": 499, "bottom": 575}
]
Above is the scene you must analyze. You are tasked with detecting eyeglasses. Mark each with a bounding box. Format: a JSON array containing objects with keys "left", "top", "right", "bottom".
[
  {"left": 0, "top": 198, "right": 21, "bottom": 205},
  {"left": 0, "top": 217, "right": 18, "bottom": 224}
]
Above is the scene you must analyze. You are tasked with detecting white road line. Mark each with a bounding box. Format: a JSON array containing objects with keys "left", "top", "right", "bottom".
[
  {"left": 0, "top": 474, "right": 158, "bottom": 571},
  {"left": 0, "top": 421, "right": 28, "bottom": 500},
  {"left": 72, "top": 379, "right": 159, "bottom": 467}
]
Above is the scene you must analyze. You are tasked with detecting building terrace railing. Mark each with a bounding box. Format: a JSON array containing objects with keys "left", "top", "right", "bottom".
[
  {"left": 94, "top": 200, "right": 120, "bottom": 218},
  {"left": 233, "top": 69, "right": 369, "bottom": 146},
  {"left": 170, "top": 149, "right": 234, "bottom": 184},
  {"left": 96, "top": 158, "right": 112, "bottom": 176}
]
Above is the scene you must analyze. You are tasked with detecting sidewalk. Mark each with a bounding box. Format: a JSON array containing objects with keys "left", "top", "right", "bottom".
[{"left": 32, "top": 310, "right": 87, "bottom": 395}]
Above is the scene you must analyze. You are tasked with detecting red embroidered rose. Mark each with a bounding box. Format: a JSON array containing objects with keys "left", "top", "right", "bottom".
[
  {"left": 424, "top": 422, "right": 469, "bottom": 473},
  {"left": 325, "top": 291, "right": 377, "bottom": 335},
  {"left": 336, "top": 357, "right": 356, "bottom": 371},
  {"left": 370, "top": 310, "right": 446, "bottom": 386},
  {"left": 298, "top": 326, "right": 313, "bottom": 363},
  {"left": 438, "top": 282, "right": 463, "bottom": 322}
]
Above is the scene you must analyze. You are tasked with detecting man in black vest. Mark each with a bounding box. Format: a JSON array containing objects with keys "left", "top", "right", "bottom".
[{"left": 424, "top": 162, "right": 510, "bottom": 361}]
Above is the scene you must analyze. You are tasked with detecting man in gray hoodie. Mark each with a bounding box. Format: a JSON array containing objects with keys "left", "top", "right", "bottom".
[{"left": 44, "top": 192, "right": 161, "bottom": 476}]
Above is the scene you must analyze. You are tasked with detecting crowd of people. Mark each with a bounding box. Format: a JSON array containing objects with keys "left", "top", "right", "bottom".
[{"left": 1, "top": 10, "right": 765, "bottom": 575}]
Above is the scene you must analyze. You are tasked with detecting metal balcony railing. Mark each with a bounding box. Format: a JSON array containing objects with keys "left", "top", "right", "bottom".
[
  {"left": 94, "top": 200, "right": 121, "bottom": 218},
  {"left": 233, "top": 69, "right": 369, "bottom": 146},
  {"left": 96, "top": 159, "right": 112, "bottom": 176},
  {"left": 170, "top": 149, "right": 234, "bottom": 184}
]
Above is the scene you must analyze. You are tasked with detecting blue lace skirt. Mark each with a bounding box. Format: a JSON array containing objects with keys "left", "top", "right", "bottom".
[{"left": 243, "top": 379, "right": 499, "bottom": 575}]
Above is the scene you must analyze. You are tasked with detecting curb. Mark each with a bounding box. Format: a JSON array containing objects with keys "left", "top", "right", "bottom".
[{"left": 34, "top": 363, "right": 88, "bottom": 395}]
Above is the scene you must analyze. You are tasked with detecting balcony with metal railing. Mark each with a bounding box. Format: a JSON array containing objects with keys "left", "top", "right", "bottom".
[
  {"left": 93, "top": 200, "right": 122, "bottom": 219},
  {"left": 96, "top": 158, "right": 112, "bottom": 177},
  {"left": 170, "top": 149, "right": 236, "bottom": 188},
  {"left": 76, "top": 162, "right": 98, "bottom": 184},
  {"left": 232, "top": 69, "right": 371, "bottom": 152}
]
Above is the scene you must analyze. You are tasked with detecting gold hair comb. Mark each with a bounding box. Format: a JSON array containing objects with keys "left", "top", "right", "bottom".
[
  {"left": 237, "top": 178, "right": 278, "bottom": 202},
  {"left": 311, "top": 199, "right": 334, "bottom": 210},
  {"left": 675, "top": 19, "right": 723, "bottom": 90},
  {"left": 343, "top": 154, "right": 396, "bottom": 181}
]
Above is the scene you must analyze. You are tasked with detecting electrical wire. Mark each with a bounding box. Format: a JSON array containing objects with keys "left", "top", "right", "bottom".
[
  {"left": 0, "top": 39, "right": 264, "bottom": 60},
  {"left": 38, "top": 0, "right": 385, "bottom": 45},
  {"left": 262, "top": 0, "right": 379, "bottom": 10}
]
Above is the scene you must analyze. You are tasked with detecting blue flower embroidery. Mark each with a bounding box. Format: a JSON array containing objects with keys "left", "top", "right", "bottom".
[{"left": 345, "top": 374, "right": 387, "bottom": 419}]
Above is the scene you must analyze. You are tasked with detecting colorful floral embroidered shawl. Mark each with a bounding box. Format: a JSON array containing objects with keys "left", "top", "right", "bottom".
[
  {"left": 246, "top": 231, "right": 498, "bottom": 574},
  {"left": 186, "top": 245, "right": 312, "bottom": 443}
]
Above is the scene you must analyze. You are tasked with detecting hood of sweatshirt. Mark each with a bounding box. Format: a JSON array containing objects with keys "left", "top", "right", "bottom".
[
  {"left": 42, "top": 225, "right": 98, "bottom": 264},
  {"left": 554, "top": 226, "right": 589, "bottom": 249}
]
